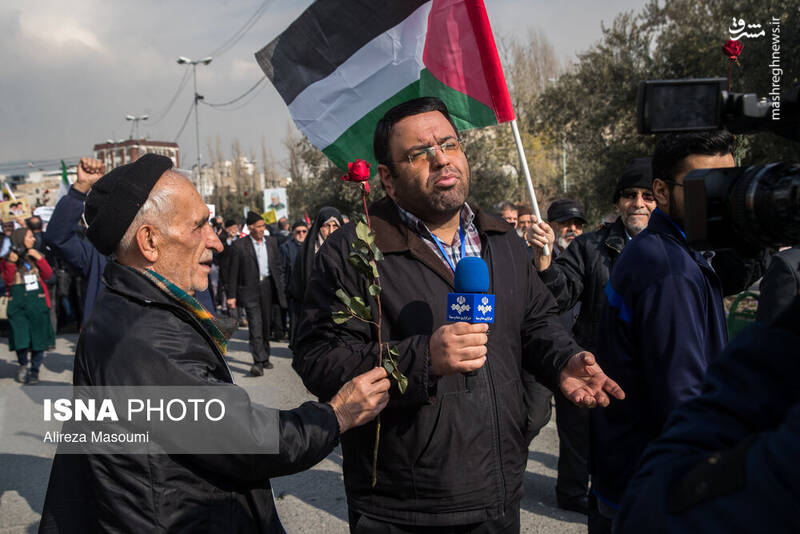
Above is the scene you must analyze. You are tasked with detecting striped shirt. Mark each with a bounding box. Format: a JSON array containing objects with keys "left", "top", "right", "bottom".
[{"left": 395, "top": 202, "right": 481, "bottom": 272}]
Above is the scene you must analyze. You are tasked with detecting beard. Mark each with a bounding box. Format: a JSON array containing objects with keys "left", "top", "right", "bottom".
[
  {"left": 668, "top": 193, "right": 685, "bottom": 229},
  {"left": 556, "top": 231, "right": 578, "bottom": 251},
  {"left": 623, "top": 212, "right": 650, "bottom": 236},
  {"left": 393, "top": 167, "right": 470, "bottom": 225}
]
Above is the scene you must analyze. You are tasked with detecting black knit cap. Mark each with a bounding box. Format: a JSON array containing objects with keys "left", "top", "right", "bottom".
[
  {"left": 612, "top": 157, "right": 653, "bottom": 203},
  {"left": 246, "top": 211, "right": 263, "bottom": 225},
  {"left": 224, "top": 219, "right": 237, "bottom": 228},
  {"left": 84, "top": 154, "right": 173, "bottom": 256},
  {"left": 547, "top": 198, "right": 587, "bottom": 224},
  {"left": 291, "top": 219, "right": 308, "bottom": 231}
]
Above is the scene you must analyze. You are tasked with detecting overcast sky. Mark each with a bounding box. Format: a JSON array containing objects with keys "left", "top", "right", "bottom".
[{"left": 0, "top": 0, "right": 648, "bottom": 174}]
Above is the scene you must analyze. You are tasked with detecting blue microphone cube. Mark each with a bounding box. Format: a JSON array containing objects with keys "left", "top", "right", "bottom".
[{"left": 446, "top": 293, "right": 495, "bottom": 323}]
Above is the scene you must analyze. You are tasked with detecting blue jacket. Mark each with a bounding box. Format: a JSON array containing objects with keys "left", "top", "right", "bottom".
[
  {"left": 616, "top": 300, "right": 800, "bottom": 533},
  {"left": 44, "top": 187, "right": 214, "bottom": 323},
  {"left": 44, "top": 187, "right": 107, "bottom": 324},
  {"left": 591, "top": 208, "right": 727, "bottom": 507}
]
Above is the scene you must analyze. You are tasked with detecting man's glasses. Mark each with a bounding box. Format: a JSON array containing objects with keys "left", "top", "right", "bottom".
[
  {"left": 620, "top": 189, "right": 656, "bottom": 202},
  {"left": 402, "top": 139, "right": 464, "bottom": 166},
  {"left": 294, "top": 229, "right": 308, "bottom": 235}
]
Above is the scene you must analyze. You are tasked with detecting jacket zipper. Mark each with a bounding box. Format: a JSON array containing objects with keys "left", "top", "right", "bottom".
[{"left": 480, "top": 237, "right": 507, "bottom": 510}]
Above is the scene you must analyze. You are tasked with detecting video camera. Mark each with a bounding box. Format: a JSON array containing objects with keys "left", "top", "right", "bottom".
[{"left": 637, "top": 78, "right": 800, "bottom": 252}]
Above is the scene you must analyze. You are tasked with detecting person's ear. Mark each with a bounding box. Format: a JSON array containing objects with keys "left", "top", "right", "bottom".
[
  {"left": 136, "top": 225, "right": 160, "bottom": 263},
  {"left": 378, "top": 164, "right": 396, "bottom": 200},
  {"left": 652, "top": 178, "right": 670, "bottom": 211}
]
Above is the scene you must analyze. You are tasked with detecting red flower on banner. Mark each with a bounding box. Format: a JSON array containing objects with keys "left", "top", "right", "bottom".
[
  {"left": 341, "top": 159, "right": 371, "bottom": 193},
  {"left": 722, "top": 39, "right": 743, "bottom": 59}
]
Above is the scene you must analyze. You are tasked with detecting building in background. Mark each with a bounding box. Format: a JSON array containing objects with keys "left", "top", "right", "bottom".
[{"left": 93, "top": 139, "right": 180, "bottom": 170}]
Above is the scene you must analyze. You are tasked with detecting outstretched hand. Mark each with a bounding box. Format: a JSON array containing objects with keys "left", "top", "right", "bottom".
[{"left": 559, "top": 351, "right": 625, "bottom": 408}]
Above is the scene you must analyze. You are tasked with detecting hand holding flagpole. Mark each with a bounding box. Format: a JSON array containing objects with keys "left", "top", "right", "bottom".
[{"left": 510, "top": 119, "right": 549, "bottom": 256}]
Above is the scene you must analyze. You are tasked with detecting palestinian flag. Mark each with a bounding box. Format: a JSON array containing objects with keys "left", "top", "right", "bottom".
[{"left": 256, "top": 0, "right": 514, "bottom": 173}]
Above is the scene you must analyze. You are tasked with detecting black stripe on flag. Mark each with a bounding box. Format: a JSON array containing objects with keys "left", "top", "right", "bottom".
[{"left": 256, "top": 0, "right": 430, "bottom": 106}]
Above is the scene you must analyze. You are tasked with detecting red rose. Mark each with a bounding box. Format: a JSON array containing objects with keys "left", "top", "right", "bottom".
[
  {"left": 341, "top": 159, "right": 371, "bottom": 193},
  {"left": 722, "top": 39, "right": 743, "bottom": 59}
]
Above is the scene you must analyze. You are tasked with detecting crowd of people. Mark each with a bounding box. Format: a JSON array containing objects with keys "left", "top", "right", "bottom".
[{"left": 4, "top": 95, "right": 794, "bottom": 532}]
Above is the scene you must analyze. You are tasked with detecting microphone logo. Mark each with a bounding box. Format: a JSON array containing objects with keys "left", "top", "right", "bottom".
[
  {"left": 477, "top": 296, "right": 493, "bottom": 316},
  {"left": 451, "top": 295, "right": 471, "bottom": 314}
]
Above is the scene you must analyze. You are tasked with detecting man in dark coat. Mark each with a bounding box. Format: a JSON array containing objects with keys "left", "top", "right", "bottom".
[
  {"left": 293, "top": 97, "right": 624, "bottom": 532},
  {"left": 215, "top": 219, "right": 239, "bottom": 312},
  {"left": 616, "top": 298, "right": 800, "bottom": 533},
  {"left": 40, "top": 154, "right": 390, "bottom": 533},
  {"left": 44, "top": 157, "right": 216, "bottom": 323},
  {"left": 279, "top": 220, "right": 307, "bottom": 340},
  {"left": 589, "top": 132, "right": 735, "bottom": 533},
  {"left": 528, "top": 159, "right": 657, "bottom": 513},
  {"left": 226, "top": 212, "right": 287, "bottom": 375}
]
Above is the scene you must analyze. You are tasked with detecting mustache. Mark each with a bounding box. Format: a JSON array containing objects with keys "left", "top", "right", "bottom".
[
  {"left": 564, "top": 231, "right": 579, "bottom": 238},
  {"left": 426, "top": 166, "right": 461, "bottom": 187}
]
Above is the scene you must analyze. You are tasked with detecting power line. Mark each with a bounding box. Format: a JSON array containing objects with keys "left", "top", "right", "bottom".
[
  {"left": 150, "top": 69, "right": 191, "bottom": 126},
  {"left": 173, "top": 100, "right": 196, "bottom": 143},
  {"left": 0, "top": 156, "right": 84, "bottom": 173},
  {"left": 202, "top": 76, "right": 266, "bottom": 107},
  {"left": 219, "top": 79, "right": 268, "bottom": 112},
  {"left": 207, "top": 0, "right": 274, "bottom": 59}
]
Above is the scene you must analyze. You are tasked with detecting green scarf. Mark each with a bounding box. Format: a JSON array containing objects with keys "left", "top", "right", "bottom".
[{"left": 132, "top": 267, "right": 233, "bottom": 355}]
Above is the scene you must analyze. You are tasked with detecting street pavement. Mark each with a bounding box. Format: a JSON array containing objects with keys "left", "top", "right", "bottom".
[{"left": 0, "top": 327, "right": 587, "bottom": 533}]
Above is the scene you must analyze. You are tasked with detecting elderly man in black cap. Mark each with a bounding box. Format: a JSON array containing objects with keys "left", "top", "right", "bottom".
[
  {"left": 226, "top": 211, "right": 286, "bottom": 375},
  {"left": 546, "top": 198, "right": 587, "bottom": 255},
  {"left": 527, "top": 158, "right": 656, "bottom": 514},
  {"left": 40, "top": 154, "right": 391, "bottom": 532}
]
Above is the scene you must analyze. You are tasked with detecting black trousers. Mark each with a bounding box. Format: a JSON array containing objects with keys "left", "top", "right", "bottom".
[
  {"left": 554, "top": 390, "right": 590, "bottom": 499},
  {"left": 522, "top": 373, "right": 589, "bottom": 500},
  {"left": 242, "top": 277, "right": 273, "bottom": 364},
  {"left": 348, "top": 502, "right": 520, "bottom": 534}
]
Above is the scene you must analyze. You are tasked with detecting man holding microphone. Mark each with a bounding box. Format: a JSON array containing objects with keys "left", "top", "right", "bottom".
[{"left": 293, "top": 97, "right": 624, "bottom": 533}]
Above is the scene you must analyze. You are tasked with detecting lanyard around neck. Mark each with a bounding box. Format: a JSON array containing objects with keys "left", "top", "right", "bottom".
[{"left": 429, "top": 222, "right": 466, "bottom": 273}]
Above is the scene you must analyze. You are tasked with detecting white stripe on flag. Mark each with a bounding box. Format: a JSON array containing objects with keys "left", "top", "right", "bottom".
[{"left": 287, "top": 2, "right": 432, "bottom": 150}]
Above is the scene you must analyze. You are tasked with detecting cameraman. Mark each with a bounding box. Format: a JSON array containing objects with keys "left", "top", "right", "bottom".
[{"left": 589, "top": 132, "right": 735, "bottom": 532}]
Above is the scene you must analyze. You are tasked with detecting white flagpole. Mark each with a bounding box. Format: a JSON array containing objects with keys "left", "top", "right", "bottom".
[
  {"left": 1, "top": 177, "right": 16, "bottom": 201},
  {"left": 509, "top": 118, "right": 549, "bottom": 256}
]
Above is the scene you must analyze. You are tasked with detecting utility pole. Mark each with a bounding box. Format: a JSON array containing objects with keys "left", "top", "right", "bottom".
[{"left": 177, "top": 56, "right": 213, "bottom": 198}]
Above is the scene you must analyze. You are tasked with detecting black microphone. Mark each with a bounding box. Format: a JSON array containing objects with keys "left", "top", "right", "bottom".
[{"left": 446, "top": 257, "right": 494, "bottom": 380}]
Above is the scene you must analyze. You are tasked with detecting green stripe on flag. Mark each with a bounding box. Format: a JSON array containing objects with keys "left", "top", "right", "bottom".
[
  {"left": 322, "top": 68, "right": 497, "bottom": 172},
  {"left": 419, "top": 69, "right": 498, "bottom": 131}
]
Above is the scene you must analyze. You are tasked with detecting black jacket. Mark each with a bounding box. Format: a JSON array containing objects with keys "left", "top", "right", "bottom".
[
  {"left": 40, "top": 261, "right": 339, "bottom": 533},
  {"left": 279, "top": 238, "right": 302, "bottom": 296},
  {"left": 757, "top": 246, "right": 800, "bottom": 323},
  {"left": 227, "top": 235, "right": 287, "bottom": 308},
  {"left": 293, "top": 197, "right": 581, "bottom": 526},
  {"left": 538, "top": 217, "right": 627, "bottom": 352}
]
